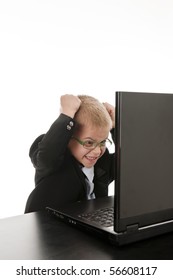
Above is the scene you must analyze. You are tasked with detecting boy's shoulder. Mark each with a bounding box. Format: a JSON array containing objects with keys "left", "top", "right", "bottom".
[{"left": 29, "top": 134, "right": 45, "bottom": 159}]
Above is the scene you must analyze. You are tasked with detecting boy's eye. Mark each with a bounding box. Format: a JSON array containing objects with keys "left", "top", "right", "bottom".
[
  {"left": 84, "top": 140, "right": 95, "bottom": 147},
  {"left": 100, "top": 140, "right": 106, "bottom": 146}
]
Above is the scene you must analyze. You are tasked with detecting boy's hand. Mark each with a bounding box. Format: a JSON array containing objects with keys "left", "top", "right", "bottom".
[
  {"left": 60, "top": 94, "right": 81, "bottom": 118},
  {"left": 103, "top": 102, "right": 115, "bottom": 128}
]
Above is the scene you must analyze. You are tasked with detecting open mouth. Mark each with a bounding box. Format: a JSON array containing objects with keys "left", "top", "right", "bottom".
[{"left": 85, "top": 156, "right": 98, "bottom": 162}]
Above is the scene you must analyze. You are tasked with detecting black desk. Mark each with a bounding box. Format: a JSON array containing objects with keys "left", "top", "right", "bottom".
[{"left": 0, "top": 211, "right": 172, "bottom": 260}]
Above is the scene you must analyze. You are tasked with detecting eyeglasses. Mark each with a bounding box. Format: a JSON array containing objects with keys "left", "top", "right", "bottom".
[{"left": 72, "top": 137, "right": 112, "bottom": 150}]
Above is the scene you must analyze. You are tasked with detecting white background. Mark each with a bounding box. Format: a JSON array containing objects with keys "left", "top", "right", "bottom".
[{"left": 0, "top": 0, "right": 173, "bottom": 218}]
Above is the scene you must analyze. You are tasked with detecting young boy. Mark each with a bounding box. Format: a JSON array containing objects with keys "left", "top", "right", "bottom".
[{"left": 25, "top": 94, "right": 115, "bottom": 213}]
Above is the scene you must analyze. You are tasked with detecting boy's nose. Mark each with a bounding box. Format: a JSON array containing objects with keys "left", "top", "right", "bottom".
[{"left": 92, "top": 145, "right": 102, "bottom": 154}]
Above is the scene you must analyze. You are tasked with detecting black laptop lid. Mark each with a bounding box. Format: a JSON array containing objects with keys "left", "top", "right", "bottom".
[{"left": 115, "top": 92, "right": 173, "bottom": 232}]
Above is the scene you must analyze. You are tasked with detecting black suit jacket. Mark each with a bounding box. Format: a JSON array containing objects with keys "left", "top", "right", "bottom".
[{"left": 25, "top": 114, "right": 115, "bottom": 213}]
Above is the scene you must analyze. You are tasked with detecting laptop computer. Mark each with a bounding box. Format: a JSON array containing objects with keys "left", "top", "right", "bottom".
[{"left": 47, "top": 91, "right": 173, "bottom": 245}]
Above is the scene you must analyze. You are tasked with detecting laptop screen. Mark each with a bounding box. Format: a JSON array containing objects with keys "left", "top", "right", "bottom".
[{"left": 115, "top": 92, "right": 173, "bottom": 231}]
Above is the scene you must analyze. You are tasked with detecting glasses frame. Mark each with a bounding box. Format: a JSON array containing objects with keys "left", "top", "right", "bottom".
[{"left": 72, "top": 137, "right": 112, "bottom": 150}]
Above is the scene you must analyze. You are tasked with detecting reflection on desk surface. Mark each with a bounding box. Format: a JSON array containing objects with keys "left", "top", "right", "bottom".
[{"left": 0, "top": 211, "right": 172, "bottom": 260}]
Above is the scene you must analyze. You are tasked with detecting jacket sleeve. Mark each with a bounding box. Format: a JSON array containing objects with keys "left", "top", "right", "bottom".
[{"left": 29, "top": 113, "right": 76, "bottom": 180}]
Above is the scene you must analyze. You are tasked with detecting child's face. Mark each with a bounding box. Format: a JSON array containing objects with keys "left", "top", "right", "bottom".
[{"left": 68, "top": 125, "right": 110, "bottom": 168}]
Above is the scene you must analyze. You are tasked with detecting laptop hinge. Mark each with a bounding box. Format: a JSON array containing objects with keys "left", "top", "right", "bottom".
[{"left": 126, "top": 224, "right": 139, "bottom": 233}]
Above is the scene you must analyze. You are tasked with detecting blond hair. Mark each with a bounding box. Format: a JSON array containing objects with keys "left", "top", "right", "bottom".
[{"left": 74, "top": 95, "right": 112, "bottom": 129}]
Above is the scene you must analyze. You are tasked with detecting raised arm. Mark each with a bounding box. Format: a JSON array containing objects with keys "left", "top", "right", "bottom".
[{"left": 32, "top": 95, "right": 82, "bottom": 177}]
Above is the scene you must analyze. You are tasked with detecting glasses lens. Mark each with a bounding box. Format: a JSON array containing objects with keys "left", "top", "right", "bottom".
[
  {"left": 83, "top": 140, "right": 95, "bottom": 149},
  {"left": 83, "top": 139, "right": 112, "bottom": 149}
]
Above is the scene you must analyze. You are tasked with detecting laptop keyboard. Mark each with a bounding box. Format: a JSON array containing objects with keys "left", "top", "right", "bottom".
[{"left": 78, "top": 207, "right": 114, "bottom": 227}]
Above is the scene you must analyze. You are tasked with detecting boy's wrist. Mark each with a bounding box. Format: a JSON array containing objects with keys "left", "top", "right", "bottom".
[{"left": 61, "top": 110, "right": 76, "bottom": 119}]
